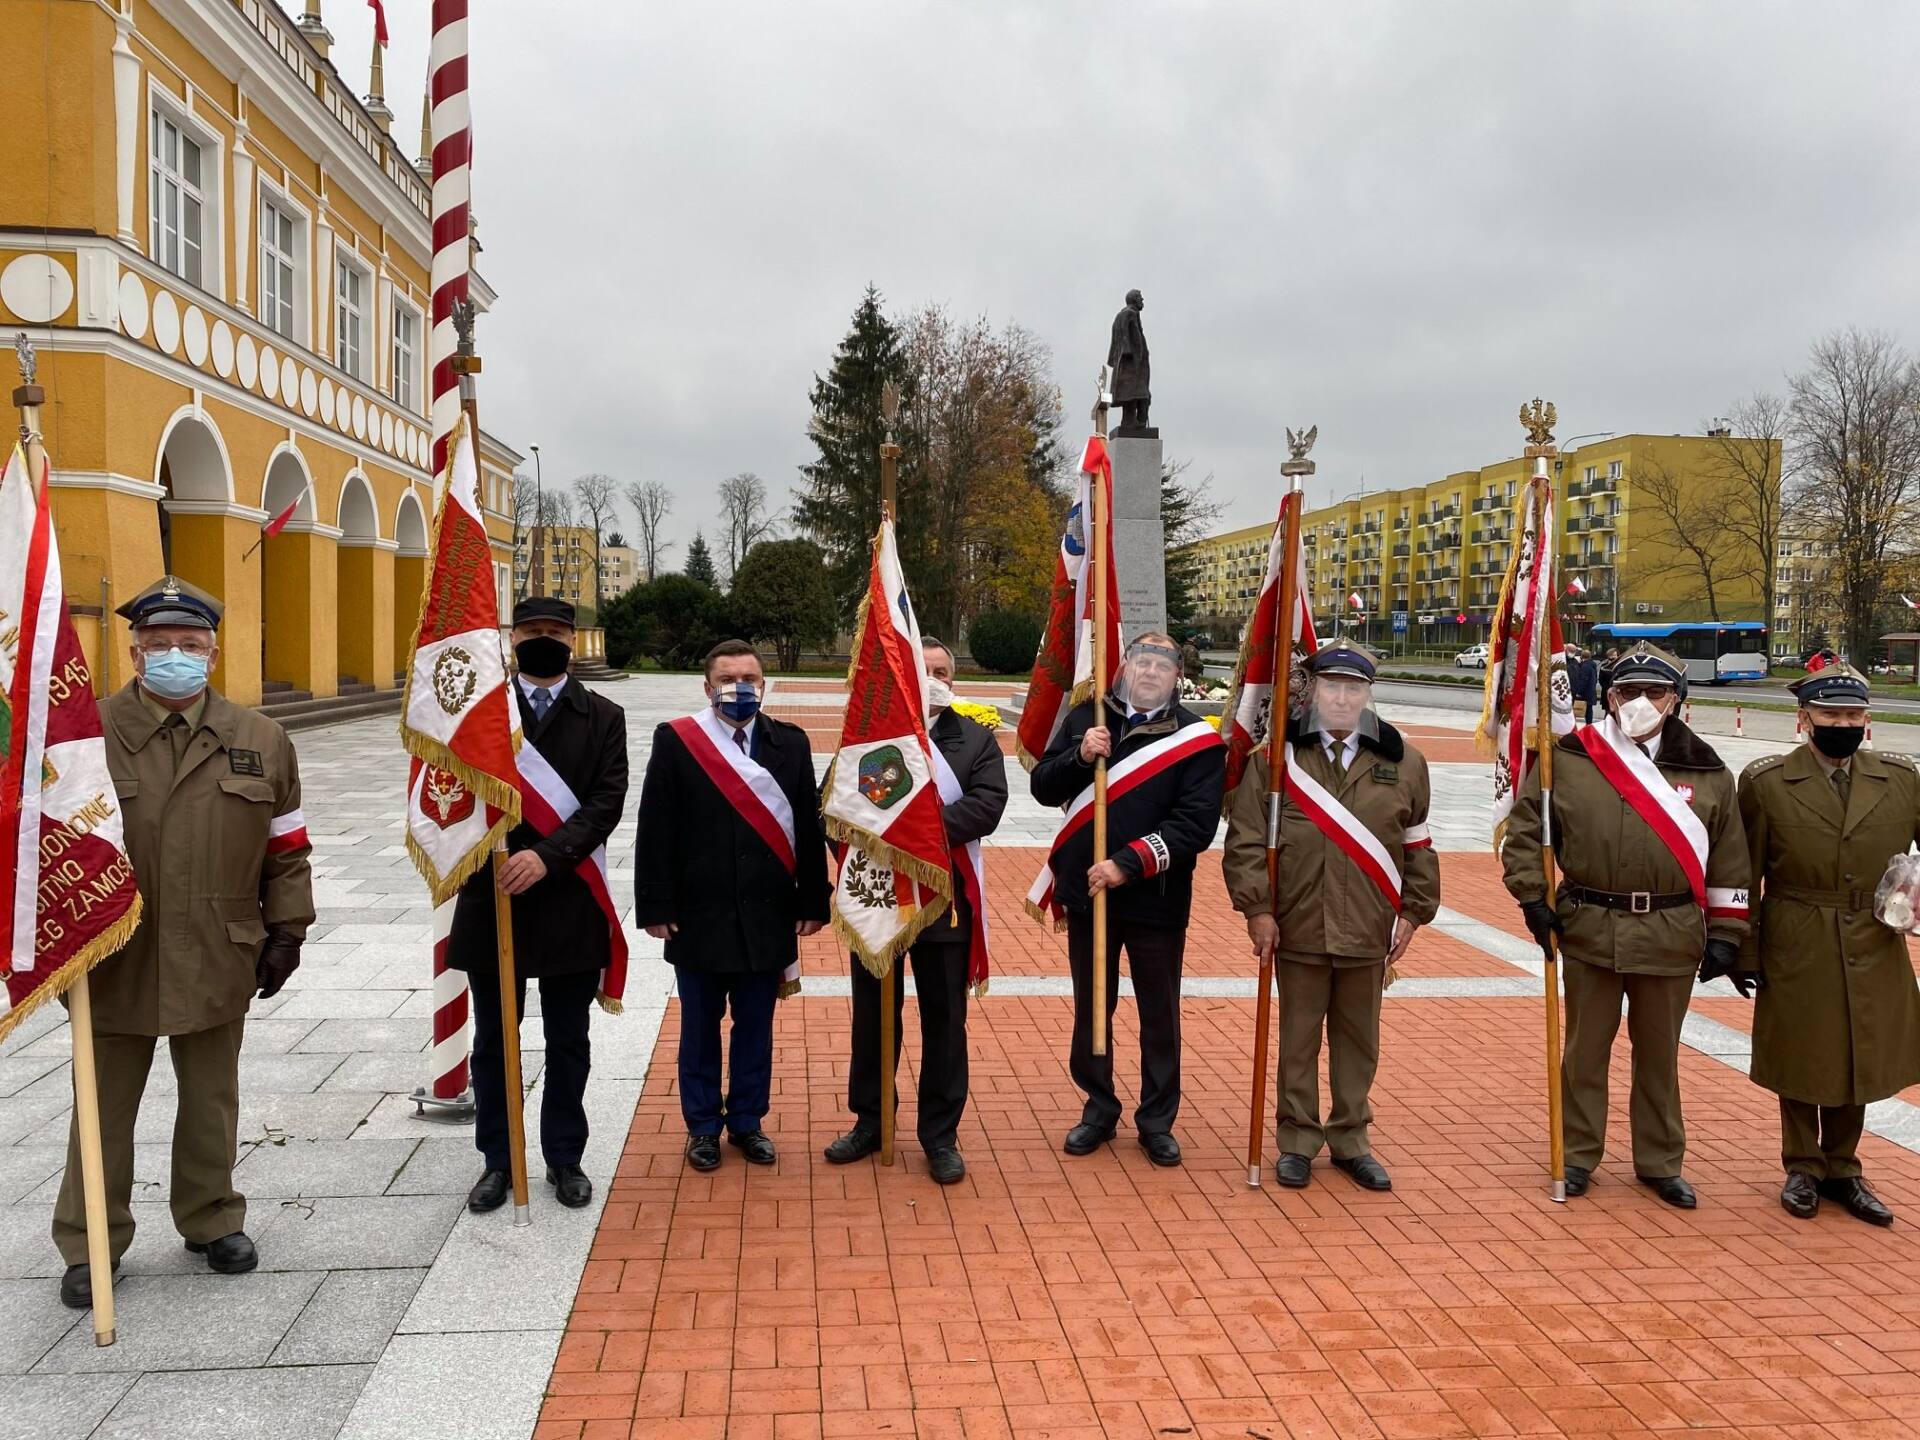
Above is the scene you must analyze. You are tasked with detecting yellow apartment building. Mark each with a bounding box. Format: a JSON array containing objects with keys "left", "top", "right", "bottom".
[
  {"left": 516, "top": 525, "right": 630, "bottom": 614},
  {"left": 0, "top": 0, "right": 520, "bottom": 704}
]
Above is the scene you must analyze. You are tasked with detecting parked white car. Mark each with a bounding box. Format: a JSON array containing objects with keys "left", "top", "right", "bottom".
[{"left": 1454, "top": 644, "right": 1490, "bottom": 669}]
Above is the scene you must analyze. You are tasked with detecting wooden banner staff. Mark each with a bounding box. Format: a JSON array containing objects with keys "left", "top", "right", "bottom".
[
  {"left": 1090, "top": 369, "right": 1112, "bottom": 1057},
  {"left": 14, "top": 335, "right": 115, "bottom": 1344},
  {"left": 1246, "top": 425, "right": 1313, "bottom": 1188},
  {"left": 878, "top": 382, "right": 901, "bottom": 1167},
  {"left": 1521, "top": 400, "right": 1568, "bottom": 1204},
  {"left": 453, "top": 302, "right": 531, "bottom": 1226}
]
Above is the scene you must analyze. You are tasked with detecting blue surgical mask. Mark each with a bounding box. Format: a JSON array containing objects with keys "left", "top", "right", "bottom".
[
  {"left": 712, "top": 681, "right": 761, "bottom": 723},
  {"left": 140, "top": 647, "right": 211, "bottom": 701}
]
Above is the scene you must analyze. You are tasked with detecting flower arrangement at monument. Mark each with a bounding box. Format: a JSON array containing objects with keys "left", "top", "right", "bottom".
[{"left": 950, "top": 700, "right": 1003, "bottom": 730}]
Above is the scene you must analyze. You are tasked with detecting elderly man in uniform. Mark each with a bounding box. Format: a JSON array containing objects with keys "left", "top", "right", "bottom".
[
  {"left": 1502, "top": 642, "right": 1749, "bottom": 1208},
  {"left": 1030, "top": 631, "right": 1225, "bottom": 1166},
  {"left": 54, "top": 577, "right": 314, "bottom": 1309},
  {"left": 1223, "top": 644, "right": 1438, "bottom": 1192},
  {"left": 1739, "top": 663, "right": 1920, "bottom": 1225},
  {"left": 825, "top": 636, "right": 1006, "bottom": 1184}
]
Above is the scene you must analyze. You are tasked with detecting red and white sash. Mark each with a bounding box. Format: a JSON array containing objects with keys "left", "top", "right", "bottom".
[
  {"left": 1026, "top": 722, "right": 1225, "bottom": 923},
  {"left": 1282, "top": 741, "right": 1430, "bottom": 913},
  {"left": 516, "top": 740, "right": 629, "bottom": 1012},
  {"left": 931, "top": 746, "right": 990, "bottom": 992},
  {"left": 1574, "top": 717, "right": 1747, "bottom": 919},
  {"left": 667, "top": 709, "right": 804, "bottom": 990}
]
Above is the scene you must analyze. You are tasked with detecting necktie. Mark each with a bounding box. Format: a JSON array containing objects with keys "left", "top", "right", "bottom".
[
  {"left": 734, "top": 727, "right": 749, "bottom": 755},
  {"left": 1129, "top": 712, "right": 1148, "bottom": 727},
  {"left": 165, "top": 712, "right": 189, "bottom": 769},
  {"left": 1329, "top": 743, "right": 1347, "bottom": 781},
  {"left": 531, "top": 687, "right": 551, "bottom": 722},
  {"left": 1833, "top": 766, "right": 1851, "bottom": 811}
]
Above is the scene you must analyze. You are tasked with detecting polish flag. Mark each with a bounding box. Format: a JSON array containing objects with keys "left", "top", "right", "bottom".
[
  {"left": 368, "top": 0, "right": 389, "bottom": 47},
  {"left": 1346, "top": 592, "right": 1363, "bottom": 610},
  {"left": 263, "top": 492, "right": 304, "bottom": 540},
  {"left": 1567, "top": 575, "right": 1587, "bottom": 596}
]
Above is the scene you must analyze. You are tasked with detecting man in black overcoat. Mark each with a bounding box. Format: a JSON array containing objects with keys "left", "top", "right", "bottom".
[
  {"left": 634, "top": 640, "right": 831, "bottom": 1171},
  {"left": 450, "top": 597, "right": 630, "bottom": 1214},
  {"left": 824, "top": 637, "right": 1007, "bottom": 1184}
]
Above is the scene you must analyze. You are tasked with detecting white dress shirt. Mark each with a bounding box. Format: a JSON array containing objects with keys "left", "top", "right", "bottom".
[
  {"left": 517, "top": 673, "right": 568, "bottom": 707},
  {"left": 1321, "top": 729, "right": 1362, "bottom": 772}
]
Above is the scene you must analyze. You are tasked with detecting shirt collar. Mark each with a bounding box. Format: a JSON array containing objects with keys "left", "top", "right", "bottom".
[
  {"left": 517, "top": 673, "right": 568, "bottom": 704},
  {"left": 1321, "top": 729, "right": 1360, "bottom": 761},
  {"left": 137, "top": 684, "right": 207, "bottom": 732},
  {"left": 1642, "top": 731, "right": 1662, "bottom": 762}
]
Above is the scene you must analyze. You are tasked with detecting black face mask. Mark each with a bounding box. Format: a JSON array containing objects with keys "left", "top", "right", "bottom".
[
  {"left": 515, "top": 636, "right": 572, "bottom": 678},
  {"left": 1810, "top": 722, "right": 1865, "bottom": 760}
]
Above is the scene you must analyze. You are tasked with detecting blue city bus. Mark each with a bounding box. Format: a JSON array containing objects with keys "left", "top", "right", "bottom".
[{"left": 1588, "top": 622, "right": 1769, "bottom": 684}]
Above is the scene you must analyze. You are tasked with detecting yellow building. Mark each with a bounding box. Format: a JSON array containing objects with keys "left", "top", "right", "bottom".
[
  {"left": 517, "top": 525, "right": 629, "bottom": 612},
  {"left": 0, "top": 0, "right": 519, "bottom": 704},
  {"left": 1774, "top": 527, "right": 1843, "bottom": 660},
  {"left": 1179, "top": 433, "right": 1780, "bottom": 651}
]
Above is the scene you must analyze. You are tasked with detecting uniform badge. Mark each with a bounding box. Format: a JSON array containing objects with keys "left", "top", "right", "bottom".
[
  {"left": 857, "top": 746, "right": 912, "bottom": 809},
  {"left": 421, "top": 766, "right": 475, "bottom": 827},
  {"left": 1371, "top": 763, "right": 1398, "bottom": 784},
  {"left": 229, "top": 748, "right": 265, "bottom": 776},
  {"left": 1676, "top": 783, "right": 1694, "bottom": 803}
]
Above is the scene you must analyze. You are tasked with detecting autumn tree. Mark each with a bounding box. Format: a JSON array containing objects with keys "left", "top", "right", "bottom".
[
  {"left": 1161, "top": 458, "right": 1222, "bottom": 629},
  {"left": 1705, "top": 393, "right": 1790, "bottom": 625},
  {"left": 1625, "top": 453, "right": 1743, "bottom": 619}
]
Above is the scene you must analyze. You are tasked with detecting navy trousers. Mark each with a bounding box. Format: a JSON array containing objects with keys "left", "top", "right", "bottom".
[
  {"left": 470, "top": 968, "right": 598, "bottom": 1173},
  {"left": 675, "top": 967, "right": 781, "bottom": 1136}
]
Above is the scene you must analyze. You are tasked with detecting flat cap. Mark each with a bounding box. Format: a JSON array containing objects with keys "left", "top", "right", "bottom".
[
  {"left": 1791, "top": 661, "right": 1870, "bottom": 707},
  {"left": 1306, "top": 644, "right": 1376, "bottom": 682},
  {"left": 114, "top": 574, "right": 222, "bottom": 630},
  {"left": 511, "top": 595, "right": 576, "bottom": 628},
  {"left": 1609, "top": 642, "right": 1684, "bottom": 688}
]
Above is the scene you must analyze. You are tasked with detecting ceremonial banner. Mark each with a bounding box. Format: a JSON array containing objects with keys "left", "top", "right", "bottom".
[
  {"left": 1479, "top": 482, "right": 1572, "bottom": 847},
  {"left": 1016, "top": 436, "right": 1122, "bottom": 769},
  {"left": 824, "top": 520, "right": 952, "bottom": 976},
  {"left": 0, "top": 442, "right": 141, "bottom": 1041},
  {"left": 931, "top": 746, "right": 990, "bottom": 994},
  {"left": 1221, "top": 490, "right": 1320, "bottom": 801},
  {"left": 402, "top": 413, "right": 521, "bottom": 902}
]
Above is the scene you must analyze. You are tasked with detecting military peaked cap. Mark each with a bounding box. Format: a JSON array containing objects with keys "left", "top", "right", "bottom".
[
  {"left": 115, "top": 574, "right": 222, "bottom": 630},
  {"left": 1307, "top": 644, "right": 1377, "bottom": 682},
  {"left": 1608, "top": 642, "right": 1684, "bottom": 688},
  {"left": 512, "top": 595, "right": 576, "bottom": 628},
  {"left": 1791, "top": 661, "right": 1870, "bottom": 708}
]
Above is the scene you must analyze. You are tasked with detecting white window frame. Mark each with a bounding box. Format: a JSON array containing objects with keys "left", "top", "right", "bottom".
[
  {"left": 333, "top": 248, "right": 373, "bottom": 382},
  {"left": 1608, "top": 459, "right": 1622, "bottom": 480},
  {"left": 146, "top": 86, "right": 224, "bottom": 297},
  {"left": 256, "top": 179, "right": 309, "bottom": 346},
  {"left": 390, "top": 294, "right": 424, "bottom": 414}
]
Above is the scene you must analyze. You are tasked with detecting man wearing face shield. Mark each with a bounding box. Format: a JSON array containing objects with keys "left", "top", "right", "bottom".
[
  {"left": 1738, "top": 663, "right": 1920, "bottom": 1226},
  {"left": 1223, "top": 645, "right": 1439, "bottom": 1192},
  {"left": 1502, "top": 642, "right": 1751, "bottom": 1209},
  {"left": 1030, "top": 632, "right": 1226, "bottom": 1166},
  {"left": 53, "top": 576, "right": 314, "bottom": 1310},
  {"left": 449, "top": 598, "right": 630, "bottom": 1214}
]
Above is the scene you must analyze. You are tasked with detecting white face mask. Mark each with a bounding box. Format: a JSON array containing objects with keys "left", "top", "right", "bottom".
[
  {"left": 1616, "top": 695, "right": 1666, "bottom": 740},
  {"left": 926, "top": 678, "right": 954, "bottom": 713}
]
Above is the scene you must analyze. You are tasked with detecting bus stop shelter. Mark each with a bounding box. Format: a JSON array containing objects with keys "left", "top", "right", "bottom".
[{"left": 1880, "top": 632, "right": 1920, "bottom": 683}]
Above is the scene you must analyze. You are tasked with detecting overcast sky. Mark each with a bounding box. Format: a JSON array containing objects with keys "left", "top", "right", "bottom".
[{"left": 330, "top": 1, "right": 1920, "bottom": 547}]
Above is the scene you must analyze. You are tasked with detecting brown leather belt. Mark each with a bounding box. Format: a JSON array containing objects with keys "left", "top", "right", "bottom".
[
  {"left": 1770, "top": 885, "right": 1872, "bottom": 911},
  {"left": 1567, "top": 885, "right": 1693, "bottom": 915}
]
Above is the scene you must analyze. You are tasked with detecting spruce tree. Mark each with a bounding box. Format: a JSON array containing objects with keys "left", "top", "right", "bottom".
[{"left": 683, "top": 531, "right": 718, "bottom": 589}]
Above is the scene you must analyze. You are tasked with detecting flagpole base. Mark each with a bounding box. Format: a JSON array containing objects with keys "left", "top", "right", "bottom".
[
  {"left": 411, "top": 1085, "right": 476, "bottom": 1122},
  {"left": 1550, "top": 1180, "right": 1567, "bottom": 1204},
  {"left": 1247, "top": 1165, "right": 1262, "bottom": 1190},
  {"left": 94, "top": 1327, "right": 115, "bottom": 1348},
  {"left": 512, "top": 1204, "right": 532, "bottom": 1228}
]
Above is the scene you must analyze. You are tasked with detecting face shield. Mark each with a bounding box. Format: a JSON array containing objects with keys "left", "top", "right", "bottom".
[
  {"left": 1306, "top": 672, "right": 1380, "bottom": 744},
  {"left": 1113, "top": 639, "right": 1182, "bottom": 715}
]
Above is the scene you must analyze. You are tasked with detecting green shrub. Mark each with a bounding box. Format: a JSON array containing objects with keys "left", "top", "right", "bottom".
[{"left": 966, "top": 609, "right": 1043, "bottom": 675}]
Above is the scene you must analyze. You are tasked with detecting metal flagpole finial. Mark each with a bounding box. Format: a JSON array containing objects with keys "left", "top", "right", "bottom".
[
  {"left": 879, "top": 381, "right": 900, "bottom": 453},
  {"left": 1281, "top": 424, "right": 1318, "bottom": 478},
  {"left": 451, "top": 299, "right": 477, "bottom": 360},
  {"left": 14, "top": 332, "right": 37, "bottom": 388},
  {"left": 1520, "top": 397, "right": 1559, "bottom": 458},
  {"left": 1092, "top": 365, "right": 1112, "bottom": 433}
]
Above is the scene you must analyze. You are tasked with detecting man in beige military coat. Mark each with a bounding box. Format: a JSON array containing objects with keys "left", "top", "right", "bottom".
[
  {"left": 1740, "top": 663, "right": 1920, "bottom": 1226},
  {"left": 53, "top": 577, "right": 314, "bottom": 1310}
]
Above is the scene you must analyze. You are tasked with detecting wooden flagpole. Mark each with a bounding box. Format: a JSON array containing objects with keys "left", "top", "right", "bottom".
[
  {"left": 15, "top": 338, "right": 115, "bottom": 1344},
  {"left": 453, "top": 304, "right": 531, "bottom": 1224},
  {"left": 1246, "top": 429, "right": 1313, "bottom": 1188},
  {"left": 877, "top": 385, "right": 901, "bottom": 1167},
  {"left": 1090, "top": 371, "right": 1112, "bottom": 1057},
  {"left": 1522, "top": 403, "right": 1568, "bottom": 1203}
]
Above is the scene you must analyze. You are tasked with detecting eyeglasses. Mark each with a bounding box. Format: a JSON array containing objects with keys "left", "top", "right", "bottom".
[
  {"left": 1611, "top": 684, "right": 1673, "bottom": 702},
  {"left": 136, "top": 639, "right": 215, "bottom": 658}
]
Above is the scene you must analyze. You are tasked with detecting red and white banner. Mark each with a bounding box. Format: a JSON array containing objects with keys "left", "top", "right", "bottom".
[
  {"left": 824, "top": 521, "right": 952, "bottom": 976},
  {"left": 1221, "top": 490, "right": 1319, "bottom": 801},
  {"left": 1025, "top": 723, "right": 1224, "bottom": 925},
  {"left": 1280, "top": 742, "right": 1430, "bottom": 913},
  {"left": 1016, "top": 436, "right": 1122, "bottom": 769},
  {"left": 0, "top": 442, "right": 142, "bottom": 1041},
  {"left": 931, "top": 746, "right": 989, "bottom": 994},
  {"left": 515, "top": 740, "right": 627, "bottom": 1012}
]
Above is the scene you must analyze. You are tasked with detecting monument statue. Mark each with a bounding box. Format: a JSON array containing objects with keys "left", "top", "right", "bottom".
[{"left": 1106, "top": 289, "right": 1152, "bottom": 437}]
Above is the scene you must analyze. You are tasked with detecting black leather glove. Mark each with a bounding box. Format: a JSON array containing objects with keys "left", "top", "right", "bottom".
[
  {"left": 1519, "top": 900, "right": 1562, "bottom": 960},
  {"left": 255, "top": 931, "right": 302, "bottom": 999},
  {"left": 1699, "top": 937, "right": 1764, "bottom": 998}
]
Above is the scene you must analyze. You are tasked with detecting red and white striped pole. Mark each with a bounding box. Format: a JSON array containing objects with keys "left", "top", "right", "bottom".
[
  {"left": 1735, "top": 704, "right": 1743, "bottom": 737},
  {"left": 423, "top": 0, "right": 473, "bottom": 1110}
]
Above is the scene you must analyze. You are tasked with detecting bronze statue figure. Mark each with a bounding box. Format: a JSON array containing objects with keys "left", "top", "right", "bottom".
[{"left": 1107, "top": 289, "right": 1153, "bottom": 436}]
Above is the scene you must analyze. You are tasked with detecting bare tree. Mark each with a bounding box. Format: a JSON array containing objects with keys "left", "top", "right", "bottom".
[
  {"left": 625, "top": 479, "right": 675, "bottom": 581},
  {"left": 718, "top": 471, "right": 779, "bottom": 584},
  {"left": 1626, "top": 454, "right": 1741, "bottom": 619},
  {"left": 1789, "top": 329, "right": 1920, "bottom": 660},
  {"left": 510, "top": 472, "right": 538, "bottom": 601},
  {"left": 1705, "top": 393, "right": 1790, "bottom": 630},
  {"left": 573, "top": 473, "right": 619, "bottom": 608}
]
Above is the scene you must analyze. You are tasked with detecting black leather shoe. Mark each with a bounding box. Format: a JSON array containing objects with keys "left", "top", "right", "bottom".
[
  {"left": 468, "top": 1168, "right": 510, "bottom": 1212},
  {"left": 1563, "top": 1165, "right": 1591, "bottom": 1198},
  {"left": 1138, "top": 1132, "right": 1181, "bottom": 1167},
  {"left": 1638, "top": 1174, "right": 1697, "bottom": 1209},
  {"left": 823, "top": 1127, "right": 881, "bottom": 1165},
  {"left": 926, "top": 1146, "right": 965, "bottom": 1185},
  {"left": 1274, "top": 1153, "right": 1312, "bottom": 1188},
  {"left": 1063, "top": 1122, "right": 1116, "bottom": 1156},
  {"left": 547, "top": 1164, "right": 592, "bottom": 1209},
  {"left": 1333, "top": 1154, "right": 1392, "bottom": 1191},
  {"left": 1820, "top": 1176, "right": 1894, "bottom": 1227},
  {"left": 1781, "top": 1172, "right": 1820, "bottom": 1219},
  {"left": 186, "top": 1232, "right": 258, "bottom": 1273},
  {"left": 59, "top": 1259, "right": 119, "bottom": 1310},
  {"left": 685, "top": 1134, "right": 722, "bottom": 1171},
  {"left": 728, "top": 1130, "right": 777, "bottom": 1165}
]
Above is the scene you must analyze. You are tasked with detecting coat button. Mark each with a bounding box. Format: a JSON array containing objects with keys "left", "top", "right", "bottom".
[{"left": 1844, "top": 873, "right": 1854, "bottom": 882}]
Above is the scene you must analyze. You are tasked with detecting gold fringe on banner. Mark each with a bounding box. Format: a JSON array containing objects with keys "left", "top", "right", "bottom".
[{"left": 0, "top": 893, "right": 143, "bottom": 1048}]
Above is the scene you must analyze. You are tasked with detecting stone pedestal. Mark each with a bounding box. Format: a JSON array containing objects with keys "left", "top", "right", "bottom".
[{"left": 1109, "top": 433, "right": 1166, "bottom": 641}]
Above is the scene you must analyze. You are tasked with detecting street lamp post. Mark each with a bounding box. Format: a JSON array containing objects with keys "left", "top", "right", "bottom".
[{"left": 529, "top": 443, "right": 544, "bottom": 596}]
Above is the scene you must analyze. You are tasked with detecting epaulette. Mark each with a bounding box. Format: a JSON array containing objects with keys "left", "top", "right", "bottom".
[
  {"left": 1878, "top": 750, "right": 1915, "bottom": 769},
  {"left": 1740, "top": 754, "right": 1786, "bottom": 780}
]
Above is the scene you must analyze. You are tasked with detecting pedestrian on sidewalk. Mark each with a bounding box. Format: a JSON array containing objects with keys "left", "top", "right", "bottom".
[
  {"left": 1738, "top": 662, "right": 1920, "bottom": 1227},
  {"left": 1501, "top": 642, "right": 1751, "bottom": 1209},
  {"left": 451, "top": 597, "right": 629, "bottom": 1215},
  {"left": 1029, "top": 632, "right": 1226, "bottom": 1168},
  {"left": 1222, "top": 644, "right": 1438, "bottom": 1193},
  {"left": 824, "top": 637, "right": 1006, "bottom": 1185},
  {"left": 634, "top": 640, "right": 829, "bottom": 1172},
  {"left": 1569, "top": 646, "right": 1599, "bottom": 724},
  {"left": 54, "top": 576, "right": 315, "bottom": 1310}
]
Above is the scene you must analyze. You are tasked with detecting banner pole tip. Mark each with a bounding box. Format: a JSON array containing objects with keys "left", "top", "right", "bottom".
[
  {"left": 513, "top": 1205, "right": 531, "bottom": 1227},
  {"left": 1550, "top": 1181, "right": 1568, "bottom": 1204},
  {"left": 1247, "top": 1165, "right": 1262, "bottom": 1189}
]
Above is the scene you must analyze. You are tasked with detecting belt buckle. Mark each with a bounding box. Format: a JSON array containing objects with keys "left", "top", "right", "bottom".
[{"left": 1630, "top": 891, "right": 1651, "bottom": 914}]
